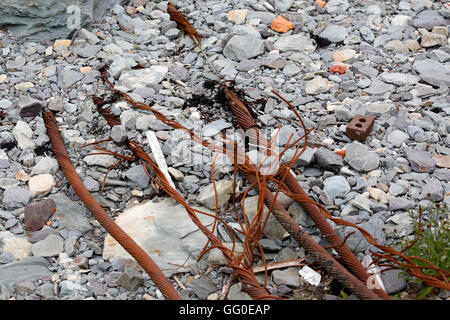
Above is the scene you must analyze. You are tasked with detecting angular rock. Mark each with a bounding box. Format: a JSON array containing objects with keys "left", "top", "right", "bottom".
[
  {"left": 314, "top": 147, "right": 344, "bottom": 171},
  {"left": 273, "top": 267, "right": 301, "bottom": 287},
  {"left": 420, "top": 178, "right": 443, "bottom": 201},
  {"left": 83, "top": 151, "right": 118, "bottom": 168},
  {"left": 58, "top": 70, "right": 84, "bottom": 88},
  {"left": 31, "top": 234, "right": 64, "bottom": 257},
  {"left": 2, "top": 186, "right": 33, "bottom": 210},
  {"left": 103, "top": 198, "right": 215, "bottom": 276},
  {"left": 319, "top": 25, "right": 347, "bottom": 43},
  {"left": 345, "top": 142, "right": 380, "bottom": 172},
  {"left": 197, "top": 180, "right": 234, "bottom": 210},
  {"left": 124, "top": 165, "right": 149, "bottom": 189},
  {"left": 119, "top": 66, "right": 169, "bottom": 89},
  {"left": 202, "top": 119, "right": 233, "bottom": 137},
  {"left": 288, "top": 202, "right": 314, "bottom": 227},
  {"left": 413, "top": 59, "right": 450, "bottom": 87},
  {"left": 12, "top": 121, "right": 34, "bottom": 150},
  {"left": 0, "top": 257, "right": 51, "bottom": 293},
  {"left": 405, "top": 149, "right": 435, "bottom": 173},
  {"left": 380, "top": 73, "right": 420, "bottom": 86},
  {"left": 274, "top": 34, "right": 316, "bottom": 52},
  {"left": 48, "top": 193, "right": 92, "bottom": 233},
  {"left": 381, "top": 269, "right": 407, "bottom": 294},
  {"left": 305, "top": 77, "right": 331, "bottom": 95},
  {"left": 24, "top": 199, "right": 56, "bottom": 232},
  {"left": 364, "top": 80, "right": 395, "bottom": 95},
  {"left": 325, "top": 0, "right": 349, "bottom": 14},
  {"left": 243, "top": 196, "right": 288, "bottom": 239},
  {"left": 389, "top": 198, "right": 415, "bottom": 211},
  {"left": 414, "top": 10, "right": 450, "bottom": 31},
  {"left": 223, "top": 35, "right": 265, "bottom": 61},
  {"left": 18, "top": 96, "right": 42, "bottom": 117},
  {"left": 28, "top": 174, "right": 56, "bottom": 196},
  {"left": 191, "top": 276, "right": 218, "bottom": 299},
  {"left": 324, "top": 176, "right": 350, "bottom": 199},
  {"left": 387, "top": 130, "right": 409, "bottom": 147},
  {"left": 0, "top": 232, "right": 32, "bottom": 261},
  {"left": 31, "top": 157, "right": 59, "bottom": 175}
]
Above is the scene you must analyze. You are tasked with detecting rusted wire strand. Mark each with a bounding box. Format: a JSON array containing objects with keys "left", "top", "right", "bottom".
[
  {"left": 42, "top": 109, "right": 181, "bottom": 300},
  {"left": 97, "top": 71, "right": 385, "bottom": 299}
]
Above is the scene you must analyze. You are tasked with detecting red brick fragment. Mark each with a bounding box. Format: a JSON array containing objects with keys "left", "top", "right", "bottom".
[
  {"left": 329, "top": 65, "right": 347, "bottom": 74},
  {"left": 345, "top": 114, "right": 375, "bottom": 142}
]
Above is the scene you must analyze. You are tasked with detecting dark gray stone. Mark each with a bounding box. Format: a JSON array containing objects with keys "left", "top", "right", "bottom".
[
  {"left": 0, "top": 0, "right": 127, "bottom": 41},
  {"left": 0, "top": 257, "right": 52, "bottom": 293},
  {"left": 48, "top": 193, "right": 92, "bottom": 233},
  {"left": 380, "top": 269, "right": 407, "bottom": 294},
  {"left": 191, "top": 276, "right": 218, "bottom": 299},
  {"left": 314, "top": 147, "right": 344, "bottom": 171}
]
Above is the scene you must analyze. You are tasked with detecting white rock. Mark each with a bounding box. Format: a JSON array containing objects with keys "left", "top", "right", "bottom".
[
  {"left": 391, "top": 15, "right": 412, "bottom": 27},
  {"left": 103, "top": 198, "right": 215, "bottom": 276},
  {"left": 299, "top": 265, "right": 321, "bottom": 286},
  {"left": 305, "top": 77, "right": 331, "bottom": 95},
  {"left": 197, "top": 180, "right": 234, "bottom": 210},
  {"left": 227, "top": 9, "right": 249, "bottom": 24},
  {"left": 119, "top": 65, "right": 168, "bottom": 89},
  {"left": 12, "top": 121, "right": 35, "bottom": 149},
  {"left": 274, "top": 34, "right": 316, "bottom": 52},
  {"left": 367, "top": 187, "right": 390, "bottom": 204},
  {"left": 0, "top": 232, "right": 32, "bottom": 260},
  {"left": 28, "top": 174, "right": 56, "bottom": 196}
]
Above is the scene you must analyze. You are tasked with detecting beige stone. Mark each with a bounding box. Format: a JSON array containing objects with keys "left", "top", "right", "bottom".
[
  {"left": 28, "top": 174, "right": 56, "bottom": 196},
  {"left": 0, "top": 232, "right": 32, "bottom": 261},
  {"left": 53, "top": 39, "right": 72, "bottom": 48},
  {"left": 332, "top": 49, "right": 356, "bottom": 62},
  {"left": 227, "top": 9, "right": 249, "bottom": 24}
]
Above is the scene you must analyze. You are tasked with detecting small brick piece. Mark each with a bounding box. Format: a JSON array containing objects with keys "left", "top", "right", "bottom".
[{"left": 346, "top": 114, "right": 375, "bottom": 142}]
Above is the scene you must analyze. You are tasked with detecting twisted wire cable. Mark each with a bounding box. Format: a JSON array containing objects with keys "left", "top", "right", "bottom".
[{"left": 42, "top": 109, "right": 181, "bottom": 300}]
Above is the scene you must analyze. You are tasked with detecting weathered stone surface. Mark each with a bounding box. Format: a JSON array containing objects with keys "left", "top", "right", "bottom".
[
  {"left": 0, "top": 0, "right": 127, "bottom": 40},
  {"left": 345, "top": 141, "right": 380, "bottom": 172},
  {"left": 31, "top": 234, "right": 64, "bottom": 257},
  {"left": 197, "top": 180, "right": 234, "bottom": 210},
  {"left": 103, "top": 198, "right": 215, "bottom": 276},
  {"left": 273, "top": 34, "right": 316, "bottom": 52},
  {"left": 0, "top": 232, "right": 32, "bottom": 261},
  {"left": 0, "top": 257, "right": 51, "bottom": 293},
  {"left": 47, "top": 193, "right": 92, "bottom": 233},
  {"left": 223, "top": 35, "right": 265, "bottom": 61}
]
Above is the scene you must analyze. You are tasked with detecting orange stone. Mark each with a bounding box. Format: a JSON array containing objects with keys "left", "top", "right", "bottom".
[
  {"left": 329, "top": 64, "right": 347, "bottom": 74},
  {"left": 335, "top": 150, "right": 346, "bottom": 159},
  {"left": 53, "top": 39, "right": 72, "bottom": 48},
  {"left": 271, "top": 16, "right": 295, "bottom": 33},
  {"left": 316, "top": 0, "right": 326, "bottom": 8}
]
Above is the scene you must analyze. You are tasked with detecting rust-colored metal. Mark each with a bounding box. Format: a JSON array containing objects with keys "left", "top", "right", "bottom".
[
  {"left": 167, "top": 2, "right": 202, "bottom": 46},
  {"left": 42, "top": 109, "right": 181, "bottom": 301},
  {"left": 223, "top": 85, "right": 390, "bottom": 300},
  {"left": 98, "top": 70, "right": 384, "bottom": 300},
  {"left": 346, "top": 114, "right": 375, "bottom": 142}
]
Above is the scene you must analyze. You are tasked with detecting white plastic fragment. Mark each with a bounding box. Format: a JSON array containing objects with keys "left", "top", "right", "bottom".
[
  {"left": 299, "top": 265, "right": 321, "bottom": 286},
  {"left": 362, "top": 255, "right": 386, "bottom": 292},
  {"left": 145, "top": 130, "right": 177, "bottom": 191}
]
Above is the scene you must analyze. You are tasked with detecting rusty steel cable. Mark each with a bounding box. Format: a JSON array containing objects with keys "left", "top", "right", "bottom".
[
  {"left": 42, "top": 109, "right": 182, "bottom": 300},
  {"left": 95, "top": 71, "right": 389, "bottom": 299},
  {"left": 222, "top": 83, "right": 390, "bottom": 300},
  {"left": 124, "top": 140, "right": 279, "bottom": 300},
  {"left": 167, "top": 2, "right": 202, "bottom": 46}
]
